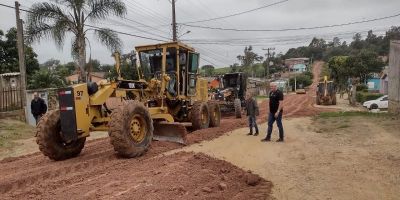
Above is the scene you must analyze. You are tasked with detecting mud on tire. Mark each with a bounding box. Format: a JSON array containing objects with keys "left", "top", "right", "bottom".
[
  {"left": 191, "top": 101, "right": 210, "bottom": 130},
  {"left": 208, "top": 102, "right": 221, "bottom": 127},
  {"left": 108, "top": 101, "right": 153, "bottom": 158},
  {"left": 234, "top": 98, "right": 242, "bottom": 118},
  {"left": 36, "top": 110, "right": 86, "bottom": 161}
]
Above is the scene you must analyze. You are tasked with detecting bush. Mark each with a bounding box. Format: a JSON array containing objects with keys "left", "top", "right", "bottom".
[
  {"left": 356, "top": 92, "right": 383, "bottom": 103},
  {"left": 356, "top": 84, "right": 368, "bottom": 91},
  {"left": 289, "top": 73, "right": 313, "bottom": 91}
]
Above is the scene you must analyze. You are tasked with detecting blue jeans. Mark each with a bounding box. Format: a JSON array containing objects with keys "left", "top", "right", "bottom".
[
  {"left": 266, "top": 111, "right": 284, "bottom": 139},
  {"left": 248, "top": 116, "right": 259, "bottom": 134}
]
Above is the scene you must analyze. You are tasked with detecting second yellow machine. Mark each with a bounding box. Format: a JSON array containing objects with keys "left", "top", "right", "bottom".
[{"left": 36, "top": 42, "right": 221, "bottom": 161}]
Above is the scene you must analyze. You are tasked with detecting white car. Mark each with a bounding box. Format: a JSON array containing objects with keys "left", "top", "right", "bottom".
[{"left": 363, "top": 95, "right": 388, "bottom": 110}]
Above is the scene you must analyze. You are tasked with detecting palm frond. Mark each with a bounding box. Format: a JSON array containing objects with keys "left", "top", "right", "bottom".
[
  {"left": 86, "top": 0, "right": 126, "bottom": 22},
  {"left": 94, "top": 28, "right": 122, "bottom": 52},
  {"left": 26, "top": 2, "right": 75, "bottom": 45}
]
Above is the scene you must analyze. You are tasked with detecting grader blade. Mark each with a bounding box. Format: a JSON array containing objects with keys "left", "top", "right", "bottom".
[{"left": 153, "top": 122, "right": 187, "bottom": 145}]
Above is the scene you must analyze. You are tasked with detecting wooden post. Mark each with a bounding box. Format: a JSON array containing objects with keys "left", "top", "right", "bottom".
[
  {"left": 172, "top": 0, "right": 177, "bottom": 41},
  {"left": 15, "top": 1, "right": 27, "bottom": 121}
]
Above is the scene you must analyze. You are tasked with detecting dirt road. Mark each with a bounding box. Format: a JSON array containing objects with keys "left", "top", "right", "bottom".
[
  {"left": 0, "top": 62, "right": 331, "bottom": 199},
  {"left": 172, "top": 115, "right": 400, "bottom": 200}
]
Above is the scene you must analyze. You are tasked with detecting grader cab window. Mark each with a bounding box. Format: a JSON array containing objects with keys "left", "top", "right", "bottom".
[
  {"left": 166, "top": 48, "right": 178, "bottom": 97},
  {"left": 139, "top": 49, "right": 162, "bottom": 80},
  {"left": 187, "top": 53, "right": 199, "bottom": 96}
]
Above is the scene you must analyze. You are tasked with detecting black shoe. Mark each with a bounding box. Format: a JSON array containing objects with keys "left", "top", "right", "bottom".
[
  {"left": 254, "top": 133, "right": 259, "bottom": 136},
  {"left": 276, "top": 139, "right": 284, "bottom": 142},
  {"left": 261, "top": 138, "right": 271, "bottom": 142},
  {"left": 247, "top": 133, "right": 253, "bottom": 136}
]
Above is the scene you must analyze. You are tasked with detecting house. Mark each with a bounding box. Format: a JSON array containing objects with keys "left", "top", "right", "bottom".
[
  {"left": 367, "top": 78, "right": 381, "bottom": 93},
  {"left": 0, "top": 72, "right": 21, "bottom": 89},
  {"left": 365, "top": 66, "right": 389, "bottom": 94},
  {"left": 284, "top": 58, "right": 309, "bottom": 69},
  {"left": 66, "top": 72, "right": 106, "bottom": 84},
  {"left": 291, "top": 64, "right": 307, "bottom": 73}
]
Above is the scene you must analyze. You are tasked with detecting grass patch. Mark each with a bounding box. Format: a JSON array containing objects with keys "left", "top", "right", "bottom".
[
  {"left": 0, "top": 119, "right": 35, "bottom": 148},
  {"left": 316, "top": 111, "right": 393, "bottom": 119}
]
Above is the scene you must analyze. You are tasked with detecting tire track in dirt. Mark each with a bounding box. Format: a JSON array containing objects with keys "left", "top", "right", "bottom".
[{"left": 0, "top": 62, "right": 329, "bottom": 199}]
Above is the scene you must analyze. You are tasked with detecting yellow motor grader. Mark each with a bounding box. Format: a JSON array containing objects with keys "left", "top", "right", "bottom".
[
  {"left": 316, "top": 76, "right": 337, "bottom": 105},
  {"left": 36, "top": 42, "right": 221, "bottom": 161}
]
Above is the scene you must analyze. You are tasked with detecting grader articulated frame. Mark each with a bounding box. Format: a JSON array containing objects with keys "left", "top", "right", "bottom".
[{"left": 36, "top": 42, "right": 221, "bottom": 161}]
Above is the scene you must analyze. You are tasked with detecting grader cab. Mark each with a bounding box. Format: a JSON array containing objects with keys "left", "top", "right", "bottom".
[{"left": 36, "top": 42, "right": 221, "bottom": 161}]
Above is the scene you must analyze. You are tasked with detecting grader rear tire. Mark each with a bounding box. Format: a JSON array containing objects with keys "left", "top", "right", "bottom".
[
  {"left": 234, "top": 98, "right": 242, "bottom": 118},
  {"left": 191, "top": 101, "right": 210, "bottom": 130},
  {"left": 108, "top": 101, "right": 153, "bottom": 158},
  {"left": 36, "top": 110, "right": 86, "bottom": 161},
  {"left": 209, "top": 103, "right": 221, "bottom": 127}
]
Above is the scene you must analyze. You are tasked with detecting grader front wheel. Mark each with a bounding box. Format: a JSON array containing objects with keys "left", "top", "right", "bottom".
[
  {"left": 209, "top": 103, "right": 221, "bottom": 127},
  {"left": 234, "top": 98, "right": 242, "bottom": 118},
  {"left": 108, "top": 101, "right": 153, "bottom": 158},
  {"left": 36, "top": 110, "right": 86, "bottom": 161},
  {"left": 191, "top": 101, "right": 210, "bottom": 130}
]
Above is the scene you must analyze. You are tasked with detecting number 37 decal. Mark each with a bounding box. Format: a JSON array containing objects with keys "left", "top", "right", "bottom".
[{"left": 76, "top": 91, "right": 84, "bottom": 97}]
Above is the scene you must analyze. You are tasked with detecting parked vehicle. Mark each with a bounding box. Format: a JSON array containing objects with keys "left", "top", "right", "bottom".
[
  {"left": 363, "top": 95, "right": 388, "bottom": 110},
  {"left": 213, "top": 73, "right": 247, "bottom": 118}
]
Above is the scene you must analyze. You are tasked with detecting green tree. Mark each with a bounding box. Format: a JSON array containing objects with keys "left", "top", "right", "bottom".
[
  {"left": 26, "top": 0, "right": 127, "bottom": 82},
  {"left": 308, "top": 37, "right": 327, "bottom": 60},
  {"left": 237, "top": 46, "right": 263, "bottom": 76},
  {"left": 328, "top": 56, "right": 349, "bottom": 91},
  {"left": 28, "top": 69, "right": 66, "bottom": 89},
  {"left": 201, "top": 65, "right": 215, "bottom": 76},
  {"left": 105, "top": 53, "right": 138, "bottom": 80},
  {"left": 0, "top": 28, "right": 39, "bottom": 76},
  {"left": 346, "top": 50, "right": 385, "bottom": 83}
]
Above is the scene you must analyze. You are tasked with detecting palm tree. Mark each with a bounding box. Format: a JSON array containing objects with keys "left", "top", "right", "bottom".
[{"left": 26, "top": 0, "right": 127, "bottom": 82}]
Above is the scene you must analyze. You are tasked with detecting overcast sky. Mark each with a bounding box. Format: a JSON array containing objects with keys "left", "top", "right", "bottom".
[{"left": 1, "top": 0, "right": 399, "bottom": 67}]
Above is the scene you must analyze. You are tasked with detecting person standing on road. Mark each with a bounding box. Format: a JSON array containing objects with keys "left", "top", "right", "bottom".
[
  {"left": 262, "top": 83, "right": 284, "bottom": 142},
  {"left": 245, "top": 93, "right": 259, "bottom": 136},
  {"left": 31, "top": 92, "right": 47, "bottom": 125}
]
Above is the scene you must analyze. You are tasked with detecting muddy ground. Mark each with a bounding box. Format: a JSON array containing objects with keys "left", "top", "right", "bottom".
[{"left": 0, "top": 62, "right": 345, "bottom": 199}]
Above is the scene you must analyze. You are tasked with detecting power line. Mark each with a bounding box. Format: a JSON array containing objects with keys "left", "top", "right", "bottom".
[
  {"left": 181, "top": 12, "right": 400, "bottom": 32},
  {"left": 181, "top": 0, "right": 289, "bottom": 24},
  {"left": 0, "top": 3, "right": 167, "bottom": 42}
]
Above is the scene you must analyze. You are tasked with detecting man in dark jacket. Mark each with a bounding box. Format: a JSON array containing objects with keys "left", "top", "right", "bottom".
[
  {"left": 262, "top": 83, "right": 285, "bottom": 142},
  {"left": 245, "top": 93, "right": 259, "bottom": 136},
  {"left": 31, "top": 92, "right": 47, "bottom": 125}
]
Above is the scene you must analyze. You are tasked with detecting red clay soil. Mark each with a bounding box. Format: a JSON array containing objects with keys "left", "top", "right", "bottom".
[
  {"left": 0, "top": 62, "right": 329, "bottom": 199},
  {"left": 1, "top": 151, "right": 272, "bottom": 200}
]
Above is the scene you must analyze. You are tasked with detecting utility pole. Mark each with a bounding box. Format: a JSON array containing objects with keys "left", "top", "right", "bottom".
[
  {"left": 171, "top": 0, "right": 177, "bottom": 41},
  {"left": 262, "top": 47, "right": 275, "bottom": 95},
  {"left": 15, "top": 1, "right": 27, "bottom": 113}
]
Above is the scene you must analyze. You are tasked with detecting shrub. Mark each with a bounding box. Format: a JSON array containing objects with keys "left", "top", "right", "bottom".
[
  {"left": 289, "top": 73, "right": 313, "bottom": 91},
  {"left": 356, "top": 92, "right": 383, "bottom": 103},
  {"left": 356, "top": 84, "right": 368, "bottom": 91}
]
